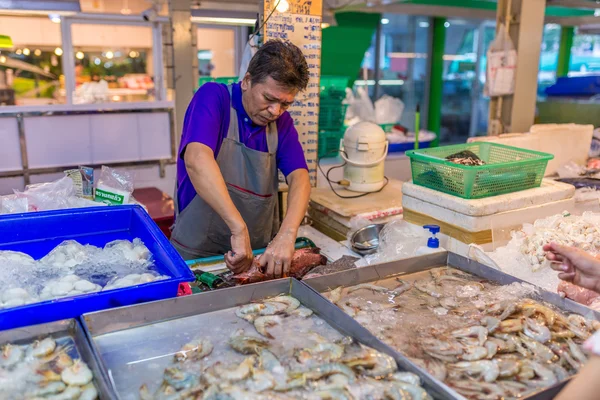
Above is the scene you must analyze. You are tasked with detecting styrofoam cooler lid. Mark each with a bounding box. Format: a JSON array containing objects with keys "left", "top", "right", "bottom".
[
  {"left": 402, "top": 179, "right": 575, "bottom": 217},
  {"left": 343, "top": 121, "right": 387, "bottom": 149}
]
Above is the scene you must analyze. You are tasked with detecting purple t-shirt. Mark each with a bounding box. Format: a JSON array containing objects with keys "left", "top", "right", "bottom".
[{"left": 176, "top": 82, "right": 308, "bottom": 213}]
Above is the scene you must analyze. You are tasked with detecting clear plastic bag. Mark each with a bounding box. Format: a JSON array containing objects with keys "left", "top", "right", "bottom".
[
  {"left": 95, "top": 166, "right": 135, "bottom": 205},
  {"left": 375, "top": 95, "right": 404, "bottom": 124}
]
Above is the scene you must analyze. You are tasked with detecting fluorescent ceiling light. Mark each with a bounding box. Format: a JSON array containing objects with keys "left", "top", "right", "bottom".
[
  {"left": 191, "top": 16, "right": 256, "bottom": 26},
  {"left": 381, "top": 18, "right": 390, "bottom": 25},
  {"left": 0, "top": 0, "right": 81, "bottom": 15}
]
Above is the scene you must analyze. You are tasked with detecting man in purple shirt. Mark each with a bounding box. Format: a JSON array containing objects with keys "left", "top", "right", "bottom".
[{"left": 171, "top": 40, "right": 311, "bottom": 279}]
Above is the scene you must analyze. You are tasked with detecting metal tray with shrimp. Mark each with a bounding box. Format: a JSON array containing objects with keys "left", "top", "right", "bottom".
[
  {"left": 302, "top": 251, "right": 600, "bottom": 400},
  {"left": 0, "top": 318, "right": 113, "bottom": 399},
  {"left": 81, "top": 278, "right": 454, "bottom": 399}
]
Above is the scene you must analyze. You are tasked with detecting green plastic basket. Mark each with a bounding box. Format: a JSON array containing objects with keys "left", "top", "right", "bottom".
[
  {"left": 319, "top": 100, "right": 348, "bottom": 132},
  {"left": 405, "top": 142, "right": 554, "bottom": 199},
  {"left": 318, "top": 130, "right": 345, "bottom": 159}
]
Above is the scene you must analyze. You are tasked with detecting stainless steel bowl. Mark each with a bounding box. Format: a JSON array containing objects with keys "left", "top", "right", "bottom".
[{"left": 351, "top": 224, "right": 385, "bottom": 255}]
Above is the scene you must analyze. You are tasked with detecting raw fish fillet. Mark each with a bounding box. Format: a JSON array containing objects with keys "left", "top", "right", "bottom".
[
  {"left": 557, "top": 281, "right": 600, "bottom": 305},
  {"left": 232, "top": 247, "right": 327, "bottom": 285},
  {"left": 303, "top": 255, "right": 359, "bottom": 279}
]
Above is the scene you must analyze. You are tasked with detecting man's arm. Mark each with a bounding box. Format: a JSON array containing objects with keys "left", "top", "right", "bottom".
[
  {"left": 260, "top": 168, "right": 310, "bottom": 278},
  {"left": 184, "top": 142, "right": 253, "bottom": 272},
  {"left": 555, "top": 355, "right": 600, "bottom": 400}
]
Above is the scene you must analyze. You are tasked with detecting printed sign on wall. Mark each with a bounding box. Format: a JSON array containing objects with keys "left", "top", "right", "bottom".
[{"left": 264, "top": 0, "right": 322, "bottom": 186}]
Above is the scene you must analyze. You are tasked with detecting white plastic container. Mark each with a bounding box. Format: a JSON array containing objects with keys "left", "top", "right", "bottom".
[{"left": 340, "top": 122, "right": 389, "bottom": 193}]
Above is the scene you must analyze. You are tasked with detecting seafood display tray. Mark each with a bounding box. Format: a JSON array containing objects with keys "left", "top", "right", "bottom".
[
  {"left": 0, "top": 318, "right": 113, "bottom": 398},
  {"left": 303, "top": 252, "right": 600, "bottom": 400},
  {"left": 0, "top": 206, "right": 195, "bottom": 331},
  {"left": 81, "top": 278, "right": 454, "bottom": 399}
]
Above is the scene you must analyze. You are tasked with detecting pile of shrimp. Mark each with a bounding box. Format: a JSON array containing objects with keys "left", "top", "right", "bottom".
[
  {"left": 0, "top": 336, "right": 98, "bottom": 399},
  {"left": 325, "top": 266, "right": 599, "bottom": 399},
  {"left": 139, "top": 295, "right": 433, "bottom": 400}
]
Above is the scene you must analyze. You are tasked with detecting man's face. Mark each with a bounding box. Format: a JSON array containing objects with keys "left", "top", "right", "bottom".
[{"left": 241, "top": 74, "right": 298, "bottom": 126}]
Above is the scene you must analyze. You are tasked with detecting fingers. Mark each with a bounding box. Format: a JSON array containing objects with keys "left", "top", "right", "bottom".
[
  {"left": 265, "top": 258, "right": 276, "bottom": 280},
  {"left": 274, "top": 259, "right": 283, "bottom": 279},
  {"left": 282, "top": 258, "right": 291, "bottom": 278},
  {"left": 558, "top": 272, "right": 576, "bottom": 282}
]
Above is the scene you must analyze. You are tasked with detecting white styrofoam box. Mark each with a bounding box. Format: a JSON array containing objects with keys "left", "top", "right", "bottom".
[
  {"left": 403, "top": 193, "right": 575, "bottom": 233},
  {"left": 402, "top": 179, "right": 574, "bottom": 217},
  {"left": 468, "top": 124, "right": 593, "bottom": 176},
  {"left": 137, "top": 112, "right": 172, "bottom": 160},
  {"left": 24, "top": 115, "right": 92, "bottom": 168},
  {"left": 0, "top": 117, "right": 23, "bottom": 172}
]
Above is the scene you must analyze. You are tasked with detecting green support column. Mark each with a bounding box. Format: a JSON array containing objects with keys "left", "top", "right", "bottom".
[
  {"left": 557, "top": 26, "right": 574, "bottom": 77},
  {"left": 428, "top": 17, "right": 446, "bottom": 147}
]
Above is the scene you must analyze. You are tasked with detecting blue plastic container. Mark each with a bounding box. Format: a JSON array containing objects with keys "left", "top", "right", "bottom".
[
  {"left": 0, "top": 205, "right": 194, "bottom": 331},
  {"left": 388, "top": 140, "right": 433, "bottom": 153}
]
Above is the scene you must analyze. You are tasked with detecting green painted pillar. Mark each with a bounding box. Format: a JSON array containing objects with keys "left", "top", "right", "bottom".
[
  {"left": 428, "top": 17, "right": 446, "bottom": 147},
  {"left": 557, "top": 26, "right": 574, "bottom": 77}
]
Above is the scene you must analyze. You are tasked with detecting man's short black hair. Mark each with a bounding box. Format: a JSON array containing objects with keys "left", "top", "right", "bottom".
[{"left": 247, "top": 39, "right": 309, "bottom": 92}]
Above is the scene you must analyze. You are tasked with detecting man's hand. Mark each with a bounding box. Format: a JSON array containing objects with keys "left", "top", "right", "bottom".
[
  {"left": 259, "top": 228, "right": 296, "bottom": 279},
  {"left": 544, "top": 242, "right": 600, "bottom": 294},
  {"left": 225, "top": 225, "right": 253, "bottom": 274}
]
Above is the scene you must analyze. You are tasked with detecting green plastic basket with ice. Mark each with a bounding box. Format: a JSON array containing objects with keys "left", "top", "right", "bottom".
[{"left": 405, "top": 142, "right": 554, "bottom": 199}]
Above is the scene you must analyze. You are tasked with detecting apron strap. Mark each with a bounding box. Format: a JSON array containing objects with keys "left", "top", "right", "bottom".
[
  {"left": 226, "top": 84, "right": 240, "bottom": 142},
  {"left": 266, "top": 121, "right": 278, "bottom": 155}
]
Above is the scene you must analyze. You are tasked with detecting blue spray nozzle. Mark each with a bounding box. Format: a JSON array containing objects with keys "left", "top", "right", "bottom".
[{"left": 423, "top": 224, "right": 440, "bottom": 249}]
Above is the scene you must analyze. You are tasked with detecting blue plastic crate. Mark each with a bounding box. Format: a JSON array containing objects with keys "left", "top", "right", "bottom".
[
  {"left": 388, "top": 140, "right": 433, "bottom": 153},
  {"left": 0, "top": 205, "right": 194, "bottom": 331}
]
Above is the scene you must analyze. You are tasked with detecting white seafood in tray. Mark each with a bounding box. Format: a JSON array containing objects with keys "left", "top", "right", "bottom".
[
  {"left": 0, "top": 336, "right": 98, "bottom": 400},
  {"left": 0, "top": 238, "right": 166, "bottom": 311}
]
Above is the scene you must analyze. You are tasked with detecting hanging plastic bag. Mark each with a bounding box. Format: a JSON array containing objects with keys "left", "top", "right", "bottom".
[
  {"left": 374, "top": 95, "right": 404, "bottom": 124},
  {"left": 238, "top": 30, "right": 260, "bottom": 79},
  {"left": 94, "top": 166, "right": 135, "bottom": 205},
  {"left": 486, "top": 24, "right": 517, "bottom": 97}
]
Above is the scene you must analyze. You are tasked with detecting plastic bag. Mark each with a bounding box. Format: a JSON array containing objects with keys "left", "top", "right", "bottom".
[
  {"left": 94, "top": 166, "right": 135, "bottom": 205},
  {"left": 238, "top": 32, "right": 260, "bottom": 78},
  {"left": 486, "top": 24, "right": 517, "bottom": 97},
  {"left": 556, "top": 161, "right": 586, "bottom": 179},
  {"left": 17, "top": 177, "right": 76, "bottom": 212},
  {"left": 348, "top": 86, "right": 375, "bottom": 123},
  {"left": 374, "top": 95, "right": 404, "bottom": 124},
  {"left": 356, "top": 220, "right": 427, "bottom": 266},
  {"left": 0, "top": 194, "right": 28, "bottom": 214}
]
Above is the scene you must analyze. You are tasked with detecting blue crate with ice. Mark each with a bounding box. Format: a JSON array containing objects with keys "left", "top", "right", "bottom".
[{"left": 0, "top": 205, "right": 194, "bottom": 330}]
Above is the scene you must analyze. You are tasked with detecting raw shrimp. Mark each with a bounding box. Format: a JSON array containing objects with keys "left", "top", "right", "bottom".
[
  {"left": 29, "top": 337, "right": 57, "bottom": 358},
  {"left": 0, "top": 343, "right": 23, "bottom": 368},
  {"left": 450, "top": 360, "right": 500, "bottom": 383},
  {"left": 347, "top": 283, "right": 390, "bottom": 295},
  {"left": 389, "top": 372, "right": 421, "bottom": 386},
  {"left": 60, "top": 359, "right": 93, "bottom": 386},
  {"left": 414, "top": 280, "right": 442, "bottom": 298},
  {"left": 175, "top": 338, "right": 213, "bottom": 362},
  {"left": 291, "top": 307, "right": 314, "bottom": 318},
  {"left": 523, "top": 318, "right": 551, "bottom": 343},
  {"left": 459, "top": 346, "right": 488, "bottom": 361},
  {"left": 517, "top": 334, "right": 556, "bottom": 363},
  {"left": 254, "top": 315, "right": 281, "bottom": 339},
  {"left": 328, "top": 287, "right": 344, "bottom": 304},
  {"left": 228, "top": 330, "right": 270, "bottom": 355},
  {"left": 236, "top": 303, "right": 266, "bottom": 322},
  {"left": 213, "top": 356, "right": 256, "bottom": 381},
  {"left": 265, "top": 295, "right": 300, "bottom": 313},
  {"left": 389, "top": 381, "right": 432, "bottom": 400},
  {"left": 451, "top": 326, "right": 488, "bottom": 346},
  {"left": 391, "top": 279, "right": 413, "bottom": 296},
  {"left": 164, "top": 367, "right": 198, "bottom": 390},
  {"left": 345, "top": 351, "right": 397, "bottom": 378}
]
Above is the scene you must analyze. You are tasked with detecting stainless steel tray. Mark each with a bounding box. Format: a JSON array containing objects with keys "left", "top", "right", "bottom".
[
  {"left": 303, "top": 251, "right": 600, "bottom": 400},
  {"left": 81, "top": 278, "right": 454, "bottom": 400},
  {"left": 0, "top": 318, "right": 113, "bottom": 399}
]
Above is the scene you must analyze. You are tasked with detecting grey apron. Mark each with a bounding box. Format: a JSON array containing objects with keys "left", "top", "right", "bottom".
[{"left": 171, "top": 85, "right": 280, "bottom": 260}]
